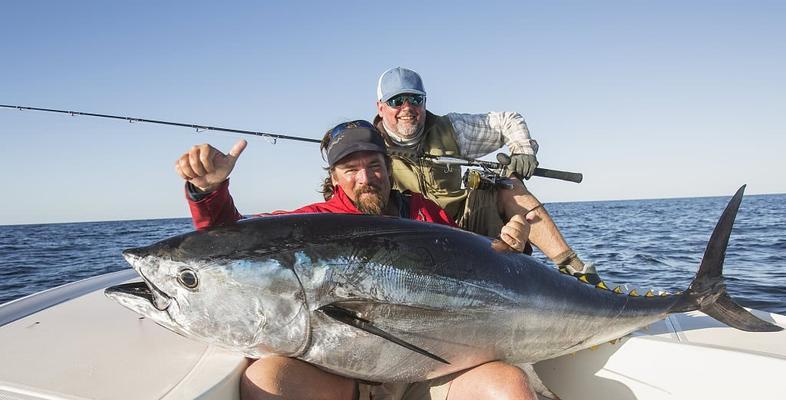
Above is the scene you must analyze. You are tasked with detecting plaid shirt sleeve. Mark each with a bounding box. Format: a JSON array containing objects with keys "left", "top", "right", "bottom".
[{"left": 445, "top": 112, "right": 539, "bottom": 159}]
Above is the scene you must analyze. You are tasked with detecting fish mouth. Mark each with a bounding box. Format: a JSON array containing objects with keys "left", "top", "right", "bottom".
[
  {"left": 105, "top": 280, "right": 180, "bottom": 334},
  {"left": 105, "top": 278, "right": 172, "bottom": 311},
  {"left": 105, "top": 281, "right": 156, "bottom": 303},
  {"left": 112, "top": 249, "right": 173, "bottom": 311},
  {"left": 104, "top": 280, "right": 170, "bottom": 310}
]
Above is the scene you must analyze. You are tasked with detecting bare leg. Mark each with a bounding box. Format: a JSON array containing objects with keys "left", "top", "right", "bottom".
[
  {"left": 241, "top": 356, "right": 357, "bottom": 400},
  {"left": 446, "top": 361, "right": 535, "bottom": 400},
  {"left": 497, "top": 179, "right": 574, "bottom": 263}
]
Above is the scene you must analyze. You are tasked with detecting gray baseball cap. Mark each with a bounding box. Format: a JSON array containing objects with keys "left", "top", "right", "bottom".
[{"left": 376, "top": 67, "right": 426, "bottom": 102}]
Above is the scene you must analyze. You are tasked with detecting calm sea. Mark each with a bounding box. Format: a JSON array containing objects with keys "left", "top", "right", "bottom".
[{"left": 1, "top": 194, "right": 785, "bottom": 314}]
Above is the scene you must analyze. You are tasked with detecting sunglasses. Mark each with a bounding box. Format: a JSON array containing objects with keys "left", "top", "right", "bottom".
[
  {"left": 329, "top": 120, "right": 377, "bottom": 139},
  {"left": 385, "top": 94, "right": 425, "bottom": 108}
]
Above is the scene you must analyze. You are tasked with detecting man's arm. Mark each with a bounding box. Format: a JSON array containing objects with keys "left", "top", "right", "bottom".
[
  {"left": 175, "top": 139, "right": 247, "bottom": 229},
  {"left": 446, "top": 112, "right": 539, "bottom": 158},
  {"left": 446, "top": 112, "right": 540, "bottom": 178},
  {"left": 186, "top": 180, "right": 243, "bottom": 229}
]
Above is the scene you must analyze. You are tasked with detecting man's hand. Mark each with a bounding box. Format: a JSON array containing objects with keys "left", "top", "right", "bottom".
[
  {"left": 175, "top": 139, "right": 247, "bottom": 192},
  {"left": 509, "top": 153, "right": 538, "bottom": 180},
  {"left": 499, "top": 214, "right": 530, "bottom": 252}
]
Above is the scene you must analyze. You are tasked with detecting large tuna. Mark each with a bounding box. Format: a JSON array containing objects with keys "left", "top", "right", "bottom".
[{"left": 105, "top": 185, "right": 781, "bottom": 382}]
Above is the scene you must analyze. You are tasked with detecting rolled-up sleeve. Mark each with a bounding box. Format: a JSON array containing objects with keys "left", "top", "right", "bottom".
[{"left": 446, "top": 112, "right": 539, "bottom": 158}]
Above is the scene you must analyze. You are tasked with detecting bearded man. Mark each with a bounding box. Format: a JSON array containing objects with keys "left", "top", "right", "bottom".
[
  {"left": 174, "top": 120, "right": 536, "bottom": 399},
  {"left": 373, "top": 67, "right": 599, "bottom": 283}
]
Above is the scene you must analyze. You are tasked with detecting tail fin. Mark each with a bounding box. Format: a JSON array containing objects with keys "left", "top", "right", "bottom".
[{"left": 670, "top": 185, "right": 782, "bottom": 332}]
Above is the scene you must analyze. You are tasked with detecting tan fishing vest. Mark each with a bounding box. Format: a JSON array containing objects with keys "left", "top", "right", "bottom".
[{"left": 375, "top": 112, "right": 468, "bottom": 220}]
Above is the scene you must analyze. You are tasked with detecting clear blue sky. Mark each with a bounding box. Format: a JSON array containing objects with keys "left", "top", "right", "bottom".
[{"left": 1, "top": 1, "right": 784, "bottom": 225}]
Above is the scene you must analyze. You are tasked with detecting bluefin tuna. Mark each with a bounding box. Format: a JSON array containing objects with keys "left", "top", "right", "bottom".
[{"left": 106, "top": 186, "right": 781, "bottom": 382}]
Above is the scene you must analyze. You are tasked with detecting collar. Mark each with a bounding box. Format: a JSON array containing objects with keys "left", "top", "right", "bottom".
[{"left": 330, "top": 185, "right": 361, "bottom": 213}]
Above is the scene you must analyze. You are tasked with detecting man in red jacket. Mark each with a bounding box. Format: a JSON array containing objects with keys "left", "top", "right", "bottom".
[{"left": 175, "top": 120, "right": 536, "bottom": 400}]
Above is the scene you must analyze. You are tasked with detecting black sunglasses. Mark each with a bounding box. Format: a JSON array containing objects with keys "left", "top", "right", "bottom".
[
  {"left": 329, "top": 120, "right": 377, "bottom": 139},
  {"left": 385, "top": 94, "right": 425, "bottom": 108}
]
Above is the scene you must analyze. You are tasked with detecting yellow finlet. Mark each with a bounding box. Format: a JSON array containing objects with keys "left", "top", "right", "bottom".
[
  {"left": 596, "top": 281, "right": 609, "bottom": 290},
  {"left": 645, "top": 289, "right": 655, "bottom": 297},
  {"left": 629, "top": 289, "right": 639, "bottom": 297},
  {"left": 613, "top": 286, "right": 623, "bottom": 294}
]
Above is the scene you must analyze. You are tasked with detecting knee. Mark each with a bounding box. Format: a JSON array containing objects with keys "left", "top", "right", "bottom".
[
  {"left": 506, "top": 178, "right": 531, "bottom": 197},
  {"left": 449, "top": 361, "right": 534, "bottom": 400},
  {"left": 497, "top": 180, "right": 539, "bottom": 215},
  {"left": 485, "top": 363, "right": 533, "bottom": 400},
  {"left": 241, "top": 356, "right": 357, "bottom": 400},
  {"left": 241, "top": 357, "right": 288, "bottom": 400},
  {"left": 497, "top": 181, "right": 525, "bottom": 204}
]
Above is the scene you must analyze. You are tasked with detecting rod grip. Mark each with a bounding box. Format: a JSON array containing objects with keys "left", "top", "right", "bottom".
[{"left": 532, "top": 168, "right": 583, "bottom": 183}]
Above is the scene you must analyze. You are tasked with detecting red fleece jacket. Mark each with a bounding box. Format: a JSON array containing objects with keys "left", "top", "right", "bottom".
[{"left": 186, "top": 180, "right": 456, "bottom": 230}]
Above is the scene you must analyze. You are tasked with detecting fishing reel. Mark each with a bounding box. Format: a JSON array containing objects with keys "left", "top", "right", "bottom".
[
  {"left": 463, "top": 153, "right": 515, "bottom": 191},
  {"left": 463, "top": 169, "right": 514, "bottom": 191}
]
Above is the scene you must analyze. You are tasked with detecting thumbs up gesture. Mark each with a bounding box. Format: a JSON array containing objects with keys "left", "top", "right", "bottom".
[{"left": 175, "top": 139, "right": 247, "bottom": 192}]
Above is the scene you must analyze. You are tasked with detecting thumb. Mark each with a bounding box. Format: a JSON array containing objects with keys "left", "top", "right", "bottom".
[
  {"left": 524, "top": 204, "right": 544, "bottom": 222},
  {"left": 228, "top": 139, "right": 248, "bottom": 159}
]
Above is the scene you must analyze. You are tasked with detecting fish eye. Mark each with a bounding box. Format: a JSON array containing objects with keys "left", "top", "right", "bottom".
[{"left": 177, "top": 268, "right": 199, "bottom": 290}]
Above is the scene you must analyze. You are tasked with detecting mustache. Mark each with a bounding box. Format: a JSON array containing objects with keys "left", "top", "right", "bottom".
[{"left": 357, "top": 185, "right": 382, "bottom": 195}]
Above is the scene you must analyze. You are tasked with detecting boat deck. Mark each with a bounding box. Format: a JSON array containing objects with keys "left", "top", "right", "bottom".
[{"left": 0, "top": 271, "right": 245, "bottom": 400}]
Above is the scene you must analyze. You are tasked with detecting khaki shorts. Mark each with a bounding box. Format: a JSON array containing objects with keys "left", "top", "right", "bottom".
[
  {"left": 456, "top": 187, "right": 505, "bottom": 238},
  {"left": 357, "top": 371, "right": 460, "bottom": 400}
]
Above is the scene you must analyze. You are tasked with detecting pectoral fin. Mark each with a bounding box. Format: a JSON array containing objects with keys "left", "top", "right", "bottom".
[{"left": 317, "top": 304, "right": 450, "bottom": 365}]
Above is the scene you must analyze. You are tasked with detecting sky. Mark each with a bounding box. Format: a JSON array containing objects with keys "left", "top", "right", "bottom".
[{"left": 1, "top": 1, "right": 784, "bottom": 225}]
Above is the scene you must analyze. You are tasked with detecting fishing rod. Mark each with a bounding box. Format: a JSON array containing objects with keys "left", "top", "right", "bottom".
[
  {"left": 0, "top": 104, "right": 320, "bottom": 144},
  {"left": 1, "top": 104, "right": 582, "bottom": 183},
  {"left": 389, "top": 150, "right": 583, "bottom": 184}
]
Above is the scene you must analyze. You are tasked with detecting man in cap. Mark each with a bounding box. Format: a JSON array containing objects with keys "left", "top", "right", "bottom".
[
  {"left": 374, "top": 67, "right": 598, "bottom": 283},
  {"left": 175, "top": 120, "right": 536, "bottom": 400}
]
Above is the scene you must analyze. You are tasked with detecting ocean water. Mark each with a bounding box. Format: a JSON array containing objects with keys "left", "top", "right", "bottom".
[{"left": 1, "top": 194, "right": 785, "bottom": 314}]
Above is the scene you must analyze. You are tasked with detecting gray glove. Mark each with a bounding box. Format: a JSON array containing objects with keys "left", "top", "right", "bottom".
[{"left": 509, "top": 153, "right": 539, "bottom": 179}]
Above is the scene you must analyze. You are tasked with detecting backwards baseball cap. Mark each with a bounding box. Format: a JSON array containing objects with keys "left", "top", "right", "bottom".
[
  {"left": 325, "top": 120, "right": 387, "bottom": 167},
  {"left": 376, "top": 67, "right": 426, "bottom": 102}
]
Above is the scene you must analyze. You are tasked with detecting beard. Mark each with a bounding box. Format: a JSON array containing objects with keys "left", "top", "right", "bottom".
[
  {"left": 382, "top": 117, "right": 425, "bottom": 146},
  {"left": 392, "top": 120, "right": 421, "bottom": 138},
  {"left": 354, "top": 185, "right": 386, "bottom": 215}
]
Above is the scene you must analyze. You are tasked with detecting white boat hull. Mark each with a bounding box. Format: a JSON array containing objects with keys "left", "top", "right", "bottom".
[{"left": 534, "top": 310, "right": 786, "bottom": 399}]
